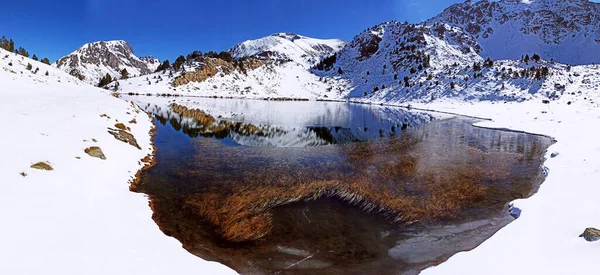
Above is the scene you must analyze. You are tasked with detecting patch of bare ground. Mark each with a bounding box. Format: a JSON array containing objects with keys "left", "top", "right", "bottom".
[{"left": 30, "top": 161, "right": 53, "bottom": 170}]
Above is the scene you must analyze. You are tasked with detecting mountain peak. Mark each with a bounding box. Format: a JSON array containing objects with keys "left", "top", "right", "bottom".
[
  {"left": 228, "top": 33, "right": 346, "bottom": 66},
  {"left": 429, "top": 0, "right": 600, "bottom": 64},
  {"left": 54, "top": 40, "right": 159, "bottom": 85},
  {"left": 270, "top": 33, "right": 304, "bottom": 41}
]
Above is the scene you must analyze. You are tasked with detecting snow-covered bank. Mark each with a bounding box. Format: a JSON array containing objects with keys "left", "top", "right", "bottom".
[
  {"left": 0, "top": 49, "right": 234, "bottom": 274},
  {"left": 408, "top": 99, "right": 600, "bottom": 274}
]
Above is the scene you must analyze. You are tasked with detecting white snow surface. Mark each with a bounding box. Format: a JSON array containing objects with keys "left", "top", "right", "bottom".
[{"left": 0, "top": 49, "right": 233, "bottom": 275}]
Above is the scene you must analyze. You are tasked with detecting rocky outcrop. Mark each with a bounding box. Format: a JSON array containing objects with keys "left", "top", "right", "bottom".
[{"left": 172, "top": 57, "right": 265, "bottom": 87}]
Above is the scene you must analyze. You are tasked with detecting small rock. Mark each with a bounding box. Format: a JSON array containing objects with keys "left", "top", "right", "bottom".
[
  {"left": 129, "top": 119, "right": 137, "bottom": 124},
  {"left": 92, "top": 138, "right": 97, "bottom": 142},
  {"left": 579, "top": 228, "right": 600, "bottom": 242},
  {"left": 85, "top": 146, "right": 106, "bottom": 160},
  {"left": 108, "top": 128, "right": 141, "bottom": 149},
  {"left": 550, "top": 152, "right": 559, "bottom": 158},
  {"left": 30, "top": 162, "right": 53, "bottom": 170},
  {"left": 567, "top": 101, "right": 572, "bottom": 105},
  {"left": 20, "top": 172, "right": 27, "bottom": 177},
  {"left": 542, "top": 99, "right": 550, "bottom": 104},
  {"left": 115, "top": 123, "right": 127, "bottom": 130}
]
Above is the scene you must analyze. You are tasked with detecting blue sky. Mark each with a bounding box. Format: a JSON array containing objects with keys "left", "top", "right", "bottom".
[{"left": 0, "top": 0, "right": 471, "bottom": 62}]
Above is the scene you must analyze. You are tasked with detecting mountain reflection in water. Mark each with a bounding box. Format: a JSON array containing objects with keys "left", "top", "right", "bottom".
[{"left": 127, "top": 97, "right": 552, "bottom": 275}]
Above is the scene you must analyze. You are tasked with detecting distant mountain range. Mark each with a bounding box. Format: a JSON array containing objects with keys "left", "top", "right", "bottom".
[{"left": 50, "top": 0, "right": 600, "bottom": 104}]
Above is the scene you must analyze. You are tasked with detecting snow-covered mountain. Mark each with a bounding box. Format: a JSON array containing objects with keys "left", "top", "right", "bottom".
[
  {"left": 429, "top": 0, "right": 600, "bottom": 65},
  {"left": 228, "top": 33, "right": 346, "bottom": 66},
  {"left": 116, "top": 33, "right": 347, "bottom": 99},
  {"left": 313, "top": 21, "right": 484, "bottom": 98},
  {"left": 53, "top": 40, "right": 160, "bottom": 85}
]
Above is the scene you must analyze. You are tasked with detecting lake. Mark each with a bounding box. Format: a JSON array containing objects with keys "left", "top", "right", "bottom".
[{"left": 125, "top": 96, "right": 552, "bottom": 274}]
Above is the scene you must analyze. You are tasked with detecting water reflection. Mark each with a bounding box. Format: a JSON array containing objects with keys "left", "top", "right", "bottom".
[{"left": 128, "top": 97, "right": 552, "bottom": 274}]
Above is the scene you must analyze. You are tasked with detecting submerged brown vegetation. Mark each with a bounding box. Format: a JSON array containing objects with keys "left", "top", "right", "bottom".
[{"left": 140, "top": 119, "right": 530, "bottom": 243}]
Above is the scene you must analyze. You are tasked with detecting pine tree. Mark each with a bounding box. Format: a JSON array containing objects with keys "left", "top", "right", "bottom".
[
  {"left": 524, "top": 54, "right": 530, "bottom": 63},
  {"left": 45, "top": 71, "right": 49, "bottom": 76},
  {"left": 17, "top": 47, "right": 29, "bottom": 57},
  {"left": 155, "top": 60, "right": 170, "bottom": 72},
  {"left": 98, "top": 73, "right": 112, "bottom": 87},
  {"left": 8, "top": 39, "right": 14, "bottom": 52},
  {"left": 120, "top": 68, "right": 129, "bottom": 79},
  {"left": 41, "top": 58, "right": 50, "bottom": 65},
  {"left": 337, "top": 67, "right": 344, "bottom": 74},
  {"left": 32, "top": 54, "right": 38, "bottom": 61},
  {"left": 173, "top": 55, "right": 185, "bottom": 71},
  {"left": 0, "top": 36, "right": 8, "bottom": 51}
]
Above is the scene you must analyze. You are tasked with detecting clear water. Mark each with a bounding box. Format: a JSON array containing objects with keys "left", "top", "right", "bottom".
[{"left": 127, "top": 96, "right": 552, "bottom": 274}]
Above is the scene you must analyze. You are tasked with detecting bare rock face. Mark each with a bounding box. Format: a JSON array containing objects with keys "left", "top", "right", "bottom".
[
  {"left": 580, "top": 227, "right": 600, "bottom": 242},
  {"left": 53, "top": 40, "right": 160, "bottom": 85},
  {"left": 172, "top": 57, "right": 265, "bottom": 87},
  {"left": 85, "top": 146, "right": 106, "bottom": 160}
]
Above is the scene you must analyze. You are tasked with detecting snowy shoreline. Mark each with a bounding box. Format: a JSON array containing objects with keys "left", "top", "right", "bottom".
[
  {"left": 0, "top": 49, "right": 235, "bottom": 275},
  {"left": 413, "top": 100, "right": 600, "bottom": 275}
]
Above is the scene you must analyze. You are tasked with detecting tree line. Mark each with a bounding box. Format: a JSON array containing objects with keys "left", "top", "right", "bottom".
[{"left": 1, "top": 35, "right": 51, "bottom": 65}]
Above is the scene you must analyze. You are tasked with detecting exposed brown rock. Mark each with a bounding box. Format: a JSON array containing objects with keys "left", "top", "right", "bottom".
[
  {"left": 172, "top": 57, "right": 265, "bottom": 87},
  {"left": 30, "top": 162, "right": 53, "bottom": 170},
  {"left": 115, "top": 123, "right": 127, "bottom": 130},
  {"left": 108, "top": 128, "right": 141, "bottom": 150},
  {"left": 85, "top": 146, "right": 106, "bottom": 160}
]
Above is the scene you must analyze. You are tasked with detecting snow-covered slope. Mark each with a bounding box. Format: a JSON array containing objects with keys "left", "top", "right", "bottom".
[
  {"left": 228, "top": 33, "right": 346, "bottom": 66},
  {"left": 313, "top": 21, "right": 484, "bottom": 99},
  {"left": 53, "top": 40, "right": 160, "bottom": 85},
  {"left": 429, "top": 0, "right": 600, "bottom": 65},
  {"left": 0, "top": 49, "right": 233, "bottom": 275}
]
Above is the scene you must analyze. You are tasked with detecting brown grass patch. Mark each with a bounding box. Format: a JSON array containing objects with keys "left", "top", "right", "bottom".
[{"left": 30, "top": 161, "right": 53, "bottom": 170}]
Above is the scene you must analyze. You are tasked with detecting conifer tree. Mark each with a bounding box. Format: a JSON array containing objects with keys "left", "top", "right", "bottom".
[
  {"left": 98, "top": 73, "right": 112, "bottom": 87},
  {"left": 17, "top": 47, "right": 29, "bottom": 57},
  {"left": 41, "top": 58, "right": 50, "bottom": 65},
  {"left": 32, "top": 54, "right": 38, "bottom": 61},
  {"left": 120, "top": 68, "right": 129, "bottom": 79}
]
